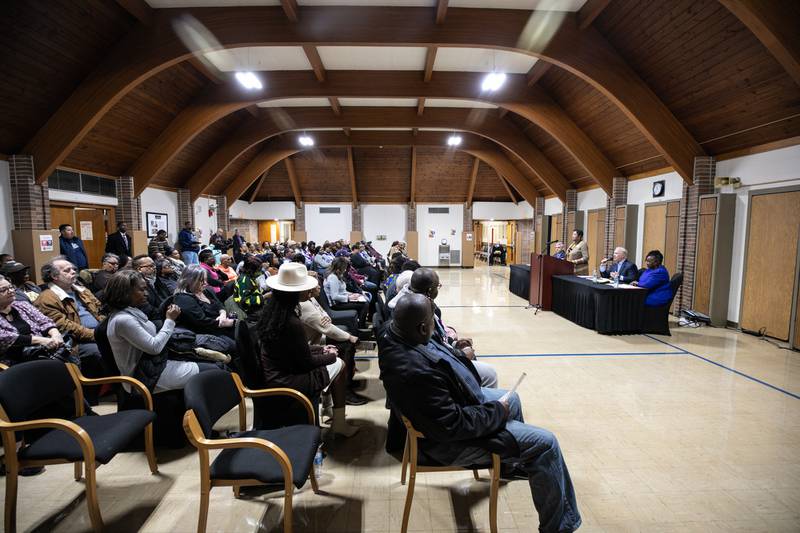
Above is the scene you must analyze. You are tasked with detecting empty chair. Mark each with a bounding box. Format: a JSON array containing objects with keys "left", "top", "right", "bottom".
[
  {"left": 183, "top": 369, "right": 321, "bottom": 533},
  {"left": 0, "top": 360, "right": 157, "bottom": 532}
]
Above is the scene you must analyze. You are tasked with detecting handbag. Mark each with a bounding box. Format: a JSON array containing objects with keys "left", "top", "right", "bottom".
[{"left": 20, "top": 334, "right": 78, "bottom": 365}]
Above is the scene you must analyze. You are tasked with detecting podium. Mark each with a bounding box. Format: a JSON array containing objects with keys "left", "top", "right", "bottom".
[{"left": 529, "top": 253, "right": 574, "bottom": 310}]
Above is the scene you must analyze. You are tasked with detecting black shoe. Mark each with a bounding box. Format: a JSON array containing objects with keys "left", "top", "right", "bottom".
[
  {"left": 500, "top": 464, "right": 528, "bottom": 481},
  {"left": 0, "top": 464, "right": 45, "bottom": 477},
  {"left": 345, "top": 391, "right": 369, "bottom": 406}
]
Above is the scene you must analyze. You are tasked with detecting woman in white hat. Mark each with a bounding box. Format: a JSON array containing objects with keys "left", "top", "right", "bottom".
[{"left": 257, "top": 262, "right": 359, "bottom": 437}]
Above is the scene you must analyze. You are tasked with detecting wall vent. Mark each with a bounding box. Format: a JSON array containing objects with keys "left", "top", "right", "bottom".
[
  {"left": 428, "top": 207, "right": 450, "bottom": 214},
  {"left": 319, "top": 207, "right": 341, "bottom": 214}
]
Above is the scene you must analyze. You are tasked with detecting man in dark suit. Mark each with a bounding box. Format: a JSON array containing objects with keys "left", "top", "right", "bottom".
[
  {"left": 105, "top": 222, "right": 133, "bottom": 268},
  {"left": 378, "top": 294, "right": 581, "bottom": 533},
  {"left": 599, "top": 246, "right": 638, "bottom": 283}
]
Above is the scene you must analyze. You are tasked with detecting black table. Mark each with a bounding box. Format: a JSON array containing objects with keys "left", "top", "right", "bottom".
[
  {"left": 509, "top": 264, "right": 531, "bottom": 300},
  {"left": 551, "top": 275, "right": 648, "bottom": 334}
]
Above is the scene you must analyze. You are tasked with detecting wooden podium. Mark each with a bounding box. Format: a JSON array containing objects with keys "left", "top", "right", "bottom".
[{"left": 529, "top": 253, "right": 575, "bottom": 310}]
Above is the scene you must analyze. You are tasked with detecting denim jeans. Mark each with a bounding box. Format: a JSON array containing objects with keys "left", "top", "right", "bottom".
[
  {"left": 451, "top": 387, "right": 581, "bottom": 533},
  {"left": 181, "top": 251, "right": 199, "bottom": 265}
]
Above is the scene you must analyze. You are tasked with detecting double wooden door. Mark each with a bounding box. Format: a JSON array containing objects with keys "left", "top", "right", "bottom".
[
  {"left": 50, "top": 203, "right": 116, "bottom": 269},
  {"left": 642, "top": 201, "right": 680, "bottom": 274},
  {"left": 585, "top": 208, "right": 606, "bottom": 272}
]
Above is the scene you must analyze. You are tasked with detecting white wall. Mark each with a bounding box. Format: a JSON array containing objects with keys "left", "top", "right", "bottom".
[
  {"left": 627, "top": 171, "right": 684, "bottom": 265},
  {"left": 305, "top": 203, "right": 353, "bottom": 243},
  {"left": 140, "top": 188, "right": 178, "bottom": 243},
  {"left": 544, "top": 197, "right": 562, "bottom": 215},
  {"left": 472, "top": 201, "right": 534, "bottom": 220},
  {"left": 229, "top": 200, "right": 296, "bottom": 220},
  {"left": 0, "top": 161, "right": 12, "bottom": 255},
  {"left": 362, "top": 204, "right": 406, "bottom": 257},
  {"left": 716, "top": 145, "right": 800, "bottom": 323},
  {"left": 416, "top": 204, "right": 464, "bottom": 267}
]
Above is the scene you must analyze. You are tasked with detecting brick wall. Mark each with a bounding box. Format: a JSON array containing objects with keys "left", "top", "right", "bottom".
[
  {"left": 463, "top": 203, "right": 473, "bottom": 230},
  {"left": 604, "top": 177, "right": 628, "bottom": 258},
  {"left": 562, "top": 189, "right": 577, "bottom": 244},
  {"left": 352, "top": 205, "right": 362, "bottom": 231},
  {"left": 294, "top": 202, "right": 305, "bottom": 231},
  {"left": 674, "top": 156, "right": 715, "bottom": 314},
  {"left": 534, "top": 197, "right": 545, "bottom": 253},
  {"left": 115, "top": 176, "right": 142, "bottom": 230},
  {"left": 212, "top": 195, "right": 229, "bottom": 232},
  {"left": 229, "top": 218, "right": 259, "bottom": 243},
  {"left": 177, "top": 189, "right": 193, "bottom": 228},
  {"left": 10, "top": 155, "right": 50, "bottom": 230},
  {"left": 406, "top": 204, "right": 417, "bottom": 231}
]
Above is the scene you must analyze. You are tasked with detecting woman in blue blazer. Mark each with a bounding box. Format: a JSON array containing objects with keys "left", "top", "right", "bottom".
[{"left": 632, "top": 250, "right": 672, "bottom": 306}]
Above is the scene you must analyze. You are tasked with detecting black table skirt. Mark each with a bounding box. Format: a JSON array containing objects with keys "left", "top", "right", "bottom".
[
  {"left": 551, "top": 275, "right": 648, "bottom": 334},
  {"left": 509, "top": 264, "right": 531, "bottom": 300}
]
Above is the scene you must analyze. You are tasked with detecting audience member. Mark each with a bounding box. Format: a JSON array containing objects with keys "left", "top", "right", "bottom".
[
  {"left": 566, "top": 229, "right": 589, "bottom": 275},
  {"left": 217, "top": 254, "right": 238, "bottom": 283},
  {"left": 156, "top": 258, "right": 179, "bottom": 294},
  {"left": 209, "top": 229, "right": 230, "bottom": 252},
  {"left": 132, "top": 255, "right": 169, "bottom": 321},
  {"left": 105, "top": 270, "right": 215, "bottom": 392},
  {"left": 599, "top": 247, "right": 638, "bottom": 283},
  {"left": 1, "top": 261, "right": 42, "bottom": 303},
  {"left": 35, "top": 256, "right": 106, "bottom": 379},
  {"left": 232, "top": 228, "right": 246, "bottom": 264},
  {"left": 105, "top": 221, "right": 133, "bottom": 268},
  {"left": 166, "top": 248, "right": 186, "bottom": 276},
  {"left": 378, "top": 294, "right": 581, "bottom": 533},
  {"left": 173, "top": 265, "right": 235, "bottom": 340},
  {"left": 0, "top": 254, "right": 13, "bottom": 265},
  {"left": 92, "top": 253, "right": 120, "bottom": 294},
  {"left": 313, "top": 244, "right": 335, "bottom": 273},
  {"left": 631, "top": 250, "right": 672, "bottom": 306},
  {"left": 178, "top": 221, "right": 201, "bottom": 265},
  {"left": 231, "top": 255, "right": 267, "bottom": 320},
  {"left": 258, "top": 263, "right": 359, "bottom": 436},
  {"left": 58, "top": 224, "right": 89, "bottom": 271},
  {"left": 387, "top": 260, "right": 421, "bottom": 308},
  {"left": 148, "top": 229, "right": 170, "bottom": 258},
  {"left": 350, "top": 243, "right": 381, "bottom": 285},
  {"left": 324, "top": 257, "right": 369, "bottom": 328},
  {"left": 198, "top": 249, "right": 227, "bottom": 297},
  {"left": 0, "top": 275, "right": 64, "bottom": 366}
]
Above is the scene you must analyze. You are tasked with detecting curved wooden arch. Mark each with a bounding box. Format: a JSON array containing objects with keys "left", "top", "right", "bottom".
[
  {"left": 25, "top": 6, "right": 702, "bottom": 185},
  {"left": 127, "top": 70, "right": 615, "bottom": 196},
  {"left": 183, "top": 106, "right": 570, "bottom": 201},
  {"left": 222, "top": 131, "right": 540, "bottom": 206}
]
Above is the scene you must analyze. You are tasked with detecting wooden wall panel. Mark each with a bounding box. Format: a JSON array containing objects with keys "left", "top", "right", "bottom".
[
  {"left": 353, "top": 147, "right": 411, "bottom": 203},
  {"left": 549, "top": 214, "right": 562, "bottom": 255},
  {"left": 740, "top": 191, "right": 800, "bottom": 340},
  {"left": 415, "top": 147, "right": 473, "bottom": 203},
  {"left": 293, "top": 149, "right": 351, "bottom": 203},
  {"left": 207, "top": 144, "right": 262, "bottom": 196},
  {"left": 586, "top": 208, "right": 606, "bottom": 272},
  {"left": 642, "top": 204, "right": 667, "bottom": 265},
  {"left": 473, "top": 161, "right": 513, "bottom": 201},
  {"left": 255, "top": 161, "right": 294, "bottom": 201},
  {"left": 664, "top": 201, "right": 680, "bottom": 278},
  {"left": 693, "top": 197, "right": 718, "bottom": 315},
  {"left": 794, "top": 283, "right": 800, "bottom": 350},
  {"left": 514, "top": 118, "right": 585, "bottom": 184},
  {"left": 614, "top": 206, "right": 627, "bottom": 249}
]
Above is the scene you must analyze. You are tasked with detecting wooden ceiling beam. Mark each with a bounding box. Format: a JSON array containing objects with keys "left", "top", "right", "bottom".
[
  {"left": 284, "top": 156, "right": 302, "bottom": 207},
  {"left": 347, "top": 147, "right": 358, "bottom": 207},
  {"left": 114, "top": 0, "right": 153, "bottom": 25},
  {"left": 424, "top": 46, "right": 437, "bottom": 82},
  {"left": 410, "top": 146, "right": 417, "bottom": 206},
  {"left": 303, "top": 45, "right": 326, "bottom": 83},
  {"left": 466, "top": 157, "right": 479, "bottom": 208},
  {"left": 188, "top": 58, "right": 225, "bottom": 85},
  {"left": 498, "top": 174, "right": 518, "bottom": 204},
  {"left": 720, "top": 0, "right": 800, "bottom": 87},
  {"left": 329, "top": 97, "right": 342, "bottom": 116},
  {"left": 184, "top": 107, "right": 570, "bottom": 202},
  {"left": 129, "top": 71, "right": 613, "bottom": 195},
  {"left": 417, "top": 98, "right": 425, "bottom": 116},
  {"left": 248, "top": 171, "right": 268, "bottom": 203},
  {"left": 436, "top": 0, "right": 448, "bottom": 24},
  {"left": 281, "top": 0, "right": 299, "bottom": 22},
  {"left": 223, "top": 131, "right": 541, "bottom": 206},
  {"left": 30, "top": 6, "right": 702, "bottom": 186},
  {"left": 577, "top": 0, "right": 611, "bottom": 30},
  {"left": 525, "top": 61, "right": 551, "bottom": 87}
]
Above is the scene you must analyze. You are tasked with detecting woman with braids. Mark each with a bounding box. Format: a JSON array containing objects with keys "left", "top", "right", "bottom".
[{"left": 258, "top": 263, "right": 359, "bottom": 437}]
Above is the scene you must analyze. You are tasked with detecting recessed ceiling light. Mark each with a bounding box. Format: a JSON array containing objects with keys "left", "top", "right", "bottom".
[
  {"left": 298, "top": 135, "right": 314, "bottom": 147},
  {"left": 481, "top": 72, "right": 506, "bottom": 92},
  {"left": 235, "top": 71, "right": 262, "bottom": 90},
  {"left": 447, "top": 135, "right": 462, "bottom": 146}
]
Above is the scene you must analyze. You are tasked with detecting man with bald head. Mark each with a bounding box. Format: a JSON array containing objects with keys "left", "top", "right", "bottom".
[
  {"left": 379, "top": 293, "right": 581, "bottom": 533},
  {"left": 599, "top": 247, "right": 639, "bottom": 283}
]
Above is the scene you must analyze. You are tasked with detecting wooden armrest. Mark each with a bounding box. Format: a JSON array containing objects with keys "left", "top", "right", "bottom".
[
  {"left": 0, "top": 417, "right": 95, "bottom": 461},
  {"left": 194, "top": 434, "right": 294, "bottom": 480},
  {"left": 231, "top": 374, "right": 315, "bottom": 425},
  {"left": 0, "top": 363, "right": 8, "bottom": 371},
  {"left": 67, "top": 364, "right": 153, "bottom": 411}
]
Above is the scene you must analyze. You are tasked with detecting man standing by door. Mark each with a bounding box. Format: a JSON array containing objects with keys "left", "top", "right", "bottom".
[
  {"left": 58, "top": 224, "right": 89, "bottom": 271},
  {"left": 105, "top": 221, "right": 133, "bottom": 268},
  {"left": 178, "top": 221, "right": 200, "bottom": 265}
]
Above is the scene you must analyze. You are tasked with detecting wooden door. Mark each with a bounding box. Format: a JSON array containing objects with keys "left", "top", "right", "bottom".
[
  {"left": 74, "top": 208, "right": 107, "bottom": 269},
  {"left": 614, "top": 206, "right": 627, "bottom": 249},
  {"left": 257, "top": 221, "right": 280, "bottom": 244},
  {"left": 664, "top": 201, "right": 680, "bottom": 277},
  {"left": 50, "top": 206, "right": 75, "bottom": 231},
  {"left": 586, "top": 209, "right": 606, "bottom": 272},
  {"left": 642, "top": 204, "right": 667, "bottom": 265},
  {"left": 794, "top": 282, "right": 800, "bottom": 350},
  {"left": 740, "top": 190, "right": 800, "bottom": 340},
  {"left": 693, "top": 197, "right": 717, "bottom": 315},
  {"left": 549, "top": 214, "right": 562, "bottom": 255}
]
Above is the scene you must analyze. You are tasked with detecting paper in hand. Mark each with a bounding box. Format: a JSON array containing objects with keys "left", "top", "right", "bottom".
[{"left": 500, "top": 372, "right": 527, "bottom": 403}]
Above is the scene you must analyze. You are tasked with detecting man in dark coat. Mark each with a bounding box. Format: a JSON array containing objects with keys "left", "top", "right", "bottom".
[
  {"left": 599, "top": 246, "right": 639, "bottom": 283},
  {"left": 58, "top": 224, "right": 89, "bottom": 271},
  {"left": 105, "top": 221, "right": 133, "bottom": 268},
  {"left": 378, "top": 294, "right": 581, "bottom": 533}
]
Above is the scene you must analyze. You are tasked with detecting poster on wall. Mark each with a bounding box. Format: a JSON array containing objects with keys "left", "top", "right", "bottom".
[
  {"left": 146, "top": 212, "right": 168, "bottom": 238},
  {"left": 466, "top": 233, "right": 473, "bottom": 241},
  {"left": 39, "top": 235, "right": 53, "bottom": 252},
  {"left": 79, "top": 221, "right": 93, "bottom": 241},
  {"left": 428, "top": 230, "right": 436, "bottom": 239}
]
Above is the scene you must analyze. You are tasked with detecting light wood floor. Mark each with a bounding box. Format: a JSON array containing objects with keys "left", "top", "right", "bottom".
[{"left": 8, "top": 265, "right": 800, "bottom": 532}]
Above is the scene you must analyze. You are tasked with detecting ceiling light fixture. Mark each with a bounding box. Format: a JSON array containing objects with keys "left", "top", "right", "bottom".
[
  {"left": 447, "top": 134, "right": 462, "bottom": 146},
  {"left": 481, "top": 72, "right": 506, "bottom": 91},
  {"left": 298, "top": 135, "right": 315, "bottom": 147},
  {"left": 235, "top": 71, "right": 262, "bottom": 90}
]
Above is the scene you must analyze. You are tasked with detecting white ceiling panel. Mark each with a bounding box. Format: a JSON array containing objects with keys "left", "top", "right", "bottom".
[
  {"left": 257, "top": 98, "right": 331, "bottom": 107},
  {"left": 339, "top": 98, "right": 418, "bottom": 107},
  {"left": 351, "top": 127, "right": 414, "bottom": 131},
  {"left": 204, "top": 46, "right": 311, "bottom": 72},
  {"left": 434, "top": 48, "right": 537, "bottom": 73},
  {"left": 317, "top": 46, "right": 428, "bottom": 70},
  {"left": 146, "top": 0, "right": 279, "bottom": 6},
  {"left": 425, "top": 99, "right": 497, "bottom": 108},
  {"left": 450, "top": 0, "right": 586, "bottom": 9},
  {"left": 299, "top": 0, "right": 434, "bottom": 5},
  {"left": 148, "top": 0, "right": 584, "bottom": 8}
]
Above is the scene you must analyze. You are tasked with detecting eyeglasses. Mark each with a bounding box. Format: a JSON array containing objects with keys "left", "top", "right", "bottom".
[{"left": 0, "top": 286, "right": 14, "bottom": 295}]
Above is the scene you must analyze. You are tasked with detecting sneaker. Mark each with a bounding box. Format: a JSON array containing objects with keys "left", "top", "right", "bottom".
[
  {"left": 345, "top": 391, "right": 369, "bottom": 406},
  {"left": 194, "top": 347, "right": 231, "bottom": 364},
  {"left": 355, "top": 340, "right": 377, "bottom": 352}
]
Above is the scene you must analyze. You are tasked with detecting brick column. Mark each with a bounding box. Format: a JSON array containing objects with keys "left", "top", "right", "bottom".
[
  {"left": 463, "top": 203, "right": 473, "bottom": 230},
  {"left": 294, "top": 203, "right": 305, "bottom": 232},
  {"left": 352, "top": 205, "right": 362, "bottom": 232},
  {"left": 604, "top": 177, "right": 628, "bottom": 258},
  {"left": 10, "top": 155, "right": 50, "bottom": 230},
  {"left": 115, "top": 176, "right": 142, "bottom": 230},
  {"left": 212, "top": 195, "right": 228, "bottom": 232},
  {"left": 406, "top": 204, "right": 417, "bottom": 231},
  {"left": 562, "top": 189, "right": 577, "bottom": 244},
  {"left": 534, "top": 197, "right": 545, "bottom": 253},
  {"left": 177, "top": 188, "right": 194, "bottom": 228},
  {"left": 674, "top": 157, "right": 715, "bottom": 314}
]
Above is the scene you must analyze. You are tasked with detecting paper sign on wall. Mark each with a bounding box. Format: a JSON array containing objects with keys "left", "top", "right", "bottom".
[
  {"left": 39, "top": 235, "right": 53, "bottom": 252},
  {"left": 466, "top": 233, "right": 473, "bottom": 241},
  {"left": 79, "top": 221, "right": 93, "bottom": 241}
]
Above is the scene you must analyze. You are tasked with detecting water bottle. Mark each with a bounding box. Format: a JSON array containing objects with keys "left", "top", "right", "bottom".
[
  {"left": 592, "top": 269, "right": 598, "bottom": 282},
  {"left": 613, "top": 275, "right": 619, "bottom": 288},
  {"left": 313, "top": 445, "right": 324, "bottom": 476}
]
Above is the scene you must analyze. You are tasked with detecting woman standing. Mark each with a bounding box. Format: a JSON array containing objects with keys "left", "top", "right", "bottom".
[
  {"left": 566, "top": 229, "right": 589, "bottom": 275},
  {"left": 258, "top": 263, "right": 359, "bottom": 436}
]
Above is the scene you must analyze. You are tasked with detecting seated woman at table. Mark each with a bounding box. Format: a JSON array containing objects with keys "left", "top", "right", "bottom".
[{"left": 631, "top": 250, "right": 671, "bottom": 306}]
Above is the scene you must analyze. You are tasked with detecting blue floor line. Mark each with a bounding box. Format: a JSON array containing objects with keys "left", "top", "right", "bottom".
[
  {"left": 356, "top": 350, "right": 685, "bottom": 361},
  {"left": 438, "top": 305, "right": 528, "bottom": 308},
  {"left": 644, "top": 334, "right": 800, "bottom": 400}
]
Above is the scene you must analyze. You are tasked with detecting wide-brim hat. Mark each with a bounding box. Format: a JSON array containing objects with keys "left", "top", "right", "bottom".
[
  {"left": 0, "top": 261, "right": 29, "bottom": 275},
  {"left": 266, "top": 263, "right": 318, "bottom": 292}
]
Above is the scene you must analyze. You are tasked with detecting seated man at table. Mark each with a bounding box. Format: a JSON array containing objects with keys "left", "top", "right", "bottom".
[
  {"left": 631, "top": 250, "right": 671, "bottom": 306},
  {"left": 379, "top": 293, "right": 581, "bottom": 533},
  {"left": 599, "top": 247, "right": 638, "bottom": 283}
]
